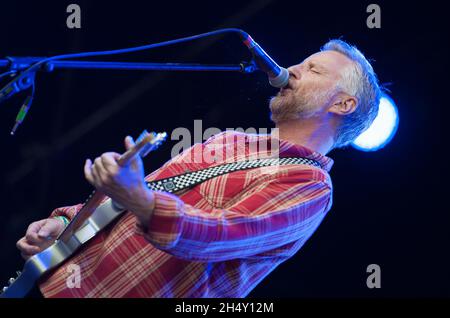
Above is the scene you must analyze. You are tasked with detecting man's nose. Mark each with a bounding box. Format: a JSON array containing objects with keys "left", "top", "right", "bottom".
[{"left": 287, "top": 66, "right": 301, "bottom": 80}]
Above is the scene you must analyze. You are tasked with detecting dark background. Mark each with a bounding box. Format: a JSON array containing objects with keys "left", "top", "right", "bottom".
[{"left": 0, "top": 0, "right": 448, "bottom": 297}]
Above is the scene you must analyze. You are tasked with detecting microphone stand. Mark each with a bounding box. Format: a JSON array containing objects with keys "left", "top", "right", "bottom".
[
  {"left": 0, "top": 56, "right": 257, "bottom": 135},
  {"left": 0, "top": 57, "right": 256, "bottom": 73}
]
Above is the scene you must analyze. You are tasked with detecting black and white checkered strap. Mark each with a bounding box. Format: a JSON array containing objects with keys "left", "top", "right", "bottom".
[{"left": 146, "top": 157, "right": 321, "bottom": 194}]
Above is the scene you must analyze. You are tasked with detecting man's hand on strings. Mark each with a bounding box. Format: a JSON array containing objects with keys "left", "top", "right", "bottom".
[{"left": 16, "top": 218, "right": 65, "bottom": 259}]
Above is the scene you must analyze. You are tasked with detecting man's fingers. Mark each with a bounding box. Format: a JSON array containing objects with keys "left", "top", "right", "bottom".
[
  {"left": 93, "top": 157, "right": 110, "bottom": 184},
  {"left": 25, "top": 220, "right": 47, "bottom": 244},
  {"left": 16, "top": 237, "right": 40, "bottom": 255},
  {"left": 37, "top": 220, "right": 59, "bottom": 238},
  {"left": 16, "top": 237, "right": 26, "bottom": 250},
  {"left": 124, "top": 136, "right": 135, "bottom": 151},
  {"left": 27, "top": 220, "right": 45, "bottom": 235},
  {"left": 84, "top": 159, "right": 95, "bottom": 185},
  {"left": 91, "top": 161, "right": 105, "bottom": 186},
  {"left": 85, "top": 156, "right": 116, "bottom": 188},
  {"left": 25, "top": 231, "right": 43, "bottom": 244},
  {"left": 101, "top": 153, "right": 120, "bottom": 172},
  {"left": 124, "top": 136, "right": 144, "bottom": 170}
]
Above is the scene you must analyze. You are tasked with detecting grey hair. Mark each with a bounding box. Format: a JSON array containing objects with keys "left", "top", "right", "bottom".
[{"left": 321, "top": 39, "right": 382, "bottom": 149}]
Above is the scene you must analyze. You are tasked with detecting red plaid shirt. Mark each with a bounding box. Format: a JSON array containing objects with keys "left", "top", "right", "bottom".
[{"left": 39, "top": 131, "right": 334, "bottom": 297}]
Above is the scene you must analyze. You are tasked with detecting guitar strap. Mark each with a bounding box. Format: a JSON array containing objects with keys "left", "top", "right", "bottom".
[
  {"left": 68, "top": 157, "right": 321, "bottom": 253},
  {"left": 145, "top": 156, "right": 321, "bottom": 194}
]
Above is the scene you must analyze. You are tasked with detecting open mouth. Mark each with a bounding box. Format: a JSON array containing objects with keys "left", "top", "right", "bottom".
[
  {"left": 280, "top": 79, "right": 293, "bottom": 92},
  {"left": 280, "top": 84, "right": 292, "bottom": 94}
]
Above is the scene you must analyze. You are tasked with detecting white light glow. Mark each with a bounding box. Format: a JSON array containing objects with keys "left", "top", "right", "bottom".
[{"left": 352, "top": 95, "right": 399, "bottom": 151}]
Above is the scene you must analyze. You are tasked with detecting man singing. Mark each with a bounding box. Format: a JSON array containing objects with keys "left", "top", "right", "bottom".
[{"left": 17, "top": 39, "right": 381, "bottom": 297}]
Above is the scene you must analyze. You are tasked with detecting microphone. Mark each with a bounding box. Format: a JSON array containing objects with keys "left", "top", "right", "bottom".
[{"left": 240, "top": 33, "right": 289, "bottom": 88}]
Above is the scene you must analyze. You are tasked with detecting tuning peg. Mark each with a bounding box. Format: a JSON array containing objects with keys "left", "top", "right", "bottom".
[
  {"left": 16, "top": 271, "right": 21, "bottom": 277},
  {"left": 2, "top": 286, "right": 8, "bottom": 292},
  {"left": 8, "top": 277, "right": 15, "bottom": 285}
]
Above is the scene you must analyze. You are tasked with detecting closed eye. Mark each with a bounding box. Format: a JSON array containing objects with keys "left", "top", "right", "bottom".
[{"left": 308, "top": 62, "right": 326, "bottom": 75}]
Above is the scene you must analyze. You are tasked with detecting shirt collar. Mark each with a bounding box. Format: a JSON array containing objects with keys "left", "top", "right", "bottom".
[
  {"left": 276, "top": 137, "right": 334, "bottom": 172},
  {"left": 226, "top": 131, "right": 334, "bottom": 172}
]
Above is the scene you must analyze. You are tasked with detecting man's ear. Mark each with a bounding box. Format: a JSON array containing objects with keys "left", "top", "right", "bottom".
[{"left": 329, "top": 94, "right": 358, "bottom": 116}]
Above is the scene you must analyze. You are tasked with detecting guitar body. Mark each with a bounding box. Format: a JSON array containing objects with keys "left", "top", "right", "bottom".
[
  {"left": 1, "top": 131, "right": 167, "bottom": 298},
  {"left": 2, "top": 240, "right": 73, "bottom": 297}
]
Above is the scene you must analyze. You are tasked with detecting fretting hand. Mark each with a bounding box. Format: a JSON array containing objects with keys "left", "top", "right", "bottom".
[{"left": 83, "top": 136, "right": 155, "bottom": 224}]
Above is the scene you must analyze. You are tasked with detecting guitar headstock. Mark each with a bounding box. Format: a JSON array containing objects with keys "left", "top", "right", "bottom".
[
  {"left": 1, "top": 271, "right": 21, "bottom": 294},
  {"left": 117, "top": 130, "right": 167, "bottom": 166},
  {"left": 135, "top": 130, "right": 168, "bottom": 158}
]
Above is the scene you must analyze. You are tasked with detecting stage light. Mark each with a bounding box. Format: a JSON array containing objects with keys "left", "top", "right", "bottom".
[{"left": 352, "top": 94, "right": 399, "bottom": 152}]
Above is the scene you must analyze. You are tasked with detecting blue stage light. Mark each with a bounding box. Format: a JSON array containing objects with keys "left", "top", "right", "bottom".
[{"left": 352, "top": 94, "right": 399, "bottom": 152}]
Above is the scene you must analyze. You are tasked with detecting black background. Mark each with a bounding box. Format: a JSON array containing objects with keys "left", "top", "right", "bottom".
[{"left": 0, "top": 0, "right": 448, "bottom": 297}]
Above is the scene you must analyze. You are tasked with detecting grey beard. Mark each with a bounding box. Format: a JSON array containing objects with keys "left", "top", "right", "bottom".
[
  {"left": 269, "top": 94, "right": 322, "bottom": 123},
  {"left": 269, "top": 86, "right": 338, "bottom": 124}
]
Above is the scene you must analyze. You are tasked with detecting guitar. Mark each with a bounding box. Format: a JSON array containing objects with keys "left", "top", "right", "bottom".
[{"left": 1, "top": 130, "right": 167, "bottom": 298}]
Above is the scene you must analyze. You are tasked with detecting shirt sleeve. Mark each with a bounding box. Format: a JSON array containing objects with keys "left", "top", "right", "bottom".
[
  {"left": 49, "top": 203, "right": 84, "bottom": 221},
  {"left": 135, "top": 170, "right": 332, "bottom": 262}
]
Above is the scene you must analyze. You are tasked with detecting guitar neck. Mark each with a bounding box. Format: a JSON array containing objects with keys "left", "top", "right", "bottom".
[
  {"left": 57, "top": 191, "right": 106, "bottom": 241},
  {"left": 117, "top": 137, "right": 150, "bottom": 166},
  {"left": 56, "top": 142, "right": 141, "bottom": 241}
]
